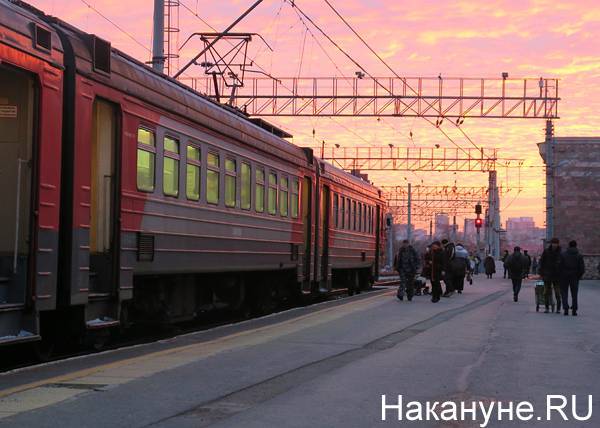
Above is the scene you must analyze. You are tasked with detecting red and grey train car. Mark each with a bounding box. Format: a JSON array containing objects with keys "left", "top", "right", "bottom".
[{"left": 0, "top": 0, "right": 386, "bottom": 347}]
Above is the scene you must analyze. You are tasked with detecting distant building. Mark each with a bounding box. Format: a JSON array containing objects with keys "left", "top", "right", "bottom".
[
  {"left": 434, "top": 213, "right": 450, "bottom": 239},
  {"left": 506, "top": 217, "right": 535, "bottom": 232},
  {"left": 505, "top": 217, "right": 545, "bottom": 256},
  {"left": 539, "top": 136, "right": 600, "bottom": 278}
]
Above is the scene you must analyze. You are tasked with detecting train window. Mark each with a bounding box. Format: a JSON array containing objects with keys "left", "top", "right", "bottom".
[
  {"left": 241, "top": 162, "right": 251, "bottom": 210},
  {"left": 369, "top": 206, "right": 373, "bottom": 234},
  {"left": 225, "top": 158, "right": 237, "bottom": 208},
  {"left": 163, "top": 136, "right": 179, "bottom": 197},
  {"left": 353, "top": 201, "right": 357, "bottom": 230},
  {"left": 186, "top": 145, "right": 200, "bottom": 201},
  {"left": 291, "top": 179, "right": 299, "bottom": 219},
  {"left": 255, "top": 168, "right": 265, "bottom": 213},
  {"left": 333, "top": 194, "right": 339, "bottom": 228},
  {"left": 137, "top": 128, "right": 155, "bottom": 192},
  {"left": 358, "top": 203, "right": 362, "bottom": 232},
  {"left": 363, "top": 204, "right": 367, "bottom": 232},
  {"left": 341, "top": 196, "right": 345, "bottom": 229},
  {"left": 268, "top": 172, "right": 277, "bottom": 215},
  {"left": 207, "top": 152, "right": 220, "bottom": 204},
  {"left": 280, "top": 177, "right": 288, "bottom": 217},
  {"left": 346, "top": 198, "right": 351, "bottom": 229}
]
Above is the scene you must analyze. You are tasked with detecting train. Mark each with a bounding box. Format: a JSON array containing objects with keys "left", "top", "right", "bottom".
[{"left": 0, "top": 0, "right": 386, "bottom": 349}]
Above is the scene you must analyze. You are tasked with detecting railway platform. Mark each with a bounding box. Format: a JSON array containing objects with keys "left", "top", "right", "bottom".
[{"left": 1, "top": 277, "right": 599, "bottom": 427}]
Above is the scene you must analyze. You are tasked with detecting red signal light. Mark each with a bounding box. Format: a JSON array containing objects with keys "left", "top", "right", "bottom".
[{"left": 475, "top": 218, "right": 483, "bottom": 228}]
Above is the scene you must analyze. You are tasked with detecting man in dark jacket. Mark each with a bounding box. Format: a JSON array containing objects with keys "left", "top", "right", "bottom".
[
  {"left": 523, "top": 250, "right": 532, "bottom": 278},
  {"left": 395, "top": 240, "right": 420, "bottom": 301},
  {"left": 501, "top": 250, "right": 509, "bottom": 278},
  {"left": 430, "top": 241, "right": 444, "bottom": 303},
  {"left": 505, "top": 246, "right": 528, "bottom": 302},
  {"left": 441, "top": 239, "right": 455, "bottom": 297},
  {"left": 540, "top": 237, "right": 562, "bottom": 313},
  {"left": 450, "top": 243, "right": 469, "bottom": 294},
  {"left": 560, "top": 240, "right": 585, "bottom": 316},
  {"left": 484, "top": 255, "right": 496, "bottom": 278}
]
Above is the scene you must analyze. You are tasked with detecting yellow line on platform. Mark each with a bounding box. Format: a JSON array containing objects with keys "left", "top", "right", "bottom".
[{"left": 0, "top": 290, "right": 392, "bottom": 400}]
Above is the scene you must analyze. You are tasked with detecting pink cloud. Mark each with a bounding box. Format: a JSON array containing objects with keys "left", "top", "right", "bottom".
[{"left": 27, "top": 0, "right": 600, "bottom": 228}]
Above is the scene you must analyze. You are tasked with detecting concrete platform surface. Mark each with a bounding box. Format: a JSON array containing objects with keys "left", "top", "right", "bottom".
[{"left": 1, "top": 277, "right": 599, "bottom": 427}]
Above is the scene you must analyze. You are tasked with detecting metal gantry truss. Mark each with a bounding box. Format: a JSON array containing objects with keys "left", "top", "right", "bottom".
[
  {"left": 388, "top": 205, "right": 476, "bottom": 220},
  {"left": 380, "top": 185, "right": 489, "bottom": 220},
  {"left": 382, "top": 185, "right": 507, "bottom": 203},
  {"left": 311, "top": 146, "right": 522, "bottom": 172},
  {"left": 382, "top": 185, "right": 513, "bottom": 222},
  {"left": 181, "top": 76, "right": 560, "bottom": 118}
]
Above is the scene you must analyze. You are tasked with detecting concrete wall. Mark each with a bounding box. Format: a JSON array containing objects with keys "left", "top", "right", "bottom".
[
  {"left": 584, "top": 255, "right": 600, "bottom": 280},
  {"left": 541, "top": 137, "right": 600, "bottom": 280}
]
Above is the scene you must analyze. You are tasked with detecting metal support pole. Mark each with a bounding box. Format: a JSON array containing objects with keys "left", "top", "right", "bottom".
[
  {"left": 493, "top": 183, "right": 500, "bottom": 257},
  {"left": 545, "top": 119, "right": 554, "bottom": 241},
  {"left": 407, "top": 183, "right": 412, "bottom": 242},
  {"left": 476, "top": 228, "right": 482, "bottom": 272},
  {"left": 152, "top": 0, "right": 165, "bottom": 73},
  {"left": 386, "top": 213, "right": 394, "bottom": 269},
  {"left": 486, "top": 171, "right": 498, "bottom": 257},
  {"left": 451, "top": 215, "right": 457, "bottom": 242},
  {"left": 429, "top": 220, "right": 433, "bottom": 240}
]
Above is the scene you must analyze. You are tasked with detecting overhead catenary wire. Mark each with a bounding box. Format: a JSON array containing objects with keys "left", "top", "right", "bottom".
[
  {"left": 285, "top": 1, "right": 478, "bottom": 161},
  {"left": 79, "top": 0, "right": 151, "bottom": 55},
  {"left": 319, "top": 0, "right": 487, "bottom": 155},
  {"left": 178, "top": 0, "right": 289, "bottom": 84}
]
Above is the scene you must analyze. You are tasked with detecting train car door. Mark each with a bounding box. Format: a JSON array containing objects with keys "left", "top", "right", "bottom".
[
  {"left": 0, "top": 65, "right": 35, "bottom": 306},
  {"left": 89, "top": 99, "right": 120, "bottom": 297},
  {"left": 320, "top": 185, "right": 331, "bottom": 291},
  {"left": 301, "top": 176, "right": 312, "bottom": 293}
]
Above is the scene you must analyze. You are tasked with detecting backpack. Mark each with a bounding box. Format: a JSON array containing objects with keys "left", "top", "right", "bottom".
[{"left": 444, "top": 243, "right": 456, "bottom": 261}]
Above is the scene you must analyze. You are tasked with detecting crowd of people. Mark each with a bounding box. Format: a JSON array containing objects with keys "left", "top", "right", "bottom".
[
  {"left": 394, "top": 239, "right": 478, "bottom": 303},
  {"left": 393, "top": 237, "right": 586, "bottom": 315}
]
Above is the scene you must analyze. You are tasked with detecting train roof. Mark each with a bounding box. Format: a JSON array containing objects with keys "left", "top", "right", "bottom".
[
  {"left": 318, "top": 159, "right": 383, "bottom": 200},
  {"left": 1, "top": 0, "right": 64, "bottom": 67}
]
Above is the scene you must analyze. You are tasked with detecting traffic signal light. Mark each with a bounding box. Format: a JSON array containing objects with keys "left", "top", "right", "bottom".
[
  {"left": 475, "top": 218, "right": 483, "bottom": 229},
  {"left": 475, "top": 203, "right": 482, "bottom": 215}
]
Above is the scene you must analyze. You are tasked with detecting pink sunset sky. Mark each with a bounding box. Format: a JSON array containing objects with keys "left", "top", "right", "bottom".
[{"left": 30, "top": 0, "right": 600, "bottom": 229}]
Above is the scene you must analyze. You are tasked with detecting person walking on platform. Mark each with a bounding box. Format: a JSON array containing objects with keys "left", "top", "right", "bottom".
[
  {"left": 501, "top": 250, "right": 509, "bottom": 278},
  {"left": 441, "top": 239, "right": 455, "bottom": 297},
  {"left": 474, "top": 255, "right": 481, "bottom": 275},
  {"left": 422, "top": 246, "right": 432, "bottom": 287},
  {"left": 540, "top": 237, "right": 562, "bottom": 313},
  {"left": 395, "top": 240, "right": 419, "bottom": 301},
  {"left": 484, "top": 254, "right": 496, "bottom": 279},
  {"left": 560, "top": 240, "right": 585, "bottom": 316},
  {"left": 532, "top": 256, "right": 539, "bottom": 276},
  {"left": 505, "top": 246, "right": 528, "bottom": 302},
  {"left": 450, "top": 243, "right": 470, "bottom": 294},
  {"left": 523, "top": 250, "right": 532, "bottom": 279},
  {"left": 430, "top": 241, "right": 444, "bottom": 303}
]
